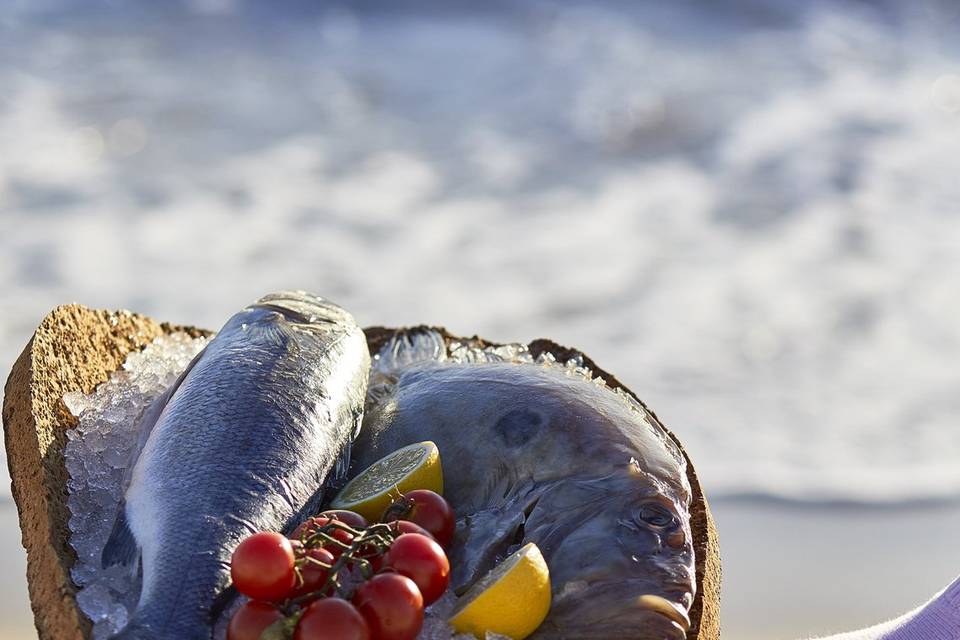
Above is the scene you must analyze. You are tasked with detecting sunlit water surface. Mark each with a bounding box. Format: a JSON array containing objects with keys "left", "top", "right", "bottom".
[{"left": 3, "top": 0, "right": 960, "bottom": 506}]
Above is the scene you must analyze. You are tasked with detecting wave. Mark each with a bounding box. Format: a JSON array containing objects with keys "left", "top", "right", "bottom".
[{"left": 2, "top": 0, "right": 960, "bottom": 504}]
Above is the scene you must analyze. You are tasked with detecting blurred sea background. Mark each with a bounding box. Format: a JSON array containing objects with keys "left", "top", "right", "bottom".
[{"left": 2, "top": 0, "right": 960, "bottom": 638}]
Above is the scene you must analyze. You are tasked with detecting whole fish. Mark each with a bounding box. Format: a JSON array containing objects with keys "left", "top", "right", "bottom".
[
  {"left": 103, "top": 292, "right": 370, "bottom": 639},
  {"left": 354, "top": 332, "right": 695, "bottom": 639}
]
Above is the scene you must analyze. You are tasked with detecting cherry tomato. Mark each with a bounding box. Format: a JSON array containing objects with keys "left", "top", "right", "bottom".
[
  {"left": 383, "top": 533, "right": 450, "bottom": 605},
  {"left": 352, "top": 573, "right": 424, "bottom": 640},
  {"left": 387, "top": 520, "right": 436, "bottom": 542},
  {"left": 294, "top": 598, "right": 370, "bottom": 640},
  {"left": 231, "top": 532, "right": 296, "bottom": 601},
  {"left": 293, "top": 546, "right": 336, "bottom": 598},
  {"left": 227, "top": 600, "right": 283, "bottom": 640},
  {"left": 291, "top": 517, "right": 355, "bottom": 558},
  {"left": 319, "top": 510, "right": 369, "bottom": 529},
  {"left": 382, "top": 490, "right": 455, "bottom": 548}
]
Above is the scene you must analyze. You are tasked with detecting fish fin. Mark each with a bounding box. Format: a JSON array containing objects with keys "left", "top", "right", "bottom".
[
  {"left": 451, "top": 507, "right": 524, "bottom": 594},
  {"left": 330, "top": 434, "right": 354, "bottom": 484},
  {"left": 246, "top": 310, "right": 297, "bottom": 348},
  {"left": 284, "top": 477, "right": 334, "bottom": 537},
  {"left": 208, "top": 584, "right": 238, "bottom": 628},
  {"left": 101, "top": 506, "right": 140, "bottom": 569},
  {"left": 451, "top": 483, "right": 544, "bottom": 594},
  {"left": 284, "top": 409, "right": 361, "bottom": 536}
]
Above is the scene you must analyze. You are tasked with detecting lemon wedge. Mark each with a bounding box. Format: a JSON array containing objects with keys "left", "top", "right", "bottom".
[
  {"left": 330, "top": 441, "right": 443, "bottom": 521},
  {"left": 449, "top": 542, "right": 551, "bottom": 640}
]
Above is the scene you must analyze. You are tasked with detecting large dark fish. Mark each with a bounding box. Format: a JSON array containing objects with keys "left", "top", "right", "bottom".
[
  {"left": 103, "top": 292, "right": 370, "bottom": 639},
  {"left": 355, "top": 332, "right": 695, "bottom": 639}
]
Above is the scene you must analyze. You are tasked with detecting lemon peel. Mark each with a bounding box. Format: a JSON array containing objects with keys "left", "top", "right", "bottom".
[
  {"left": 449, "top": 542, "right": 551, "bottom": 640},
  {"left": 330, "top": 441, "right": 443, "bottom": 521}
]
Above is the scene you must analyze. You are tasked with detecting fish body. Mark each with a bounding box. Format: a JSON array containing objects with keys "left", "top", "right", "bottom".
[
  {"left": 105, "top": 292, "right": 370, "bottom": 639},
  {"left": 355, "top": 336, "right": 695, "bottom": 639}
]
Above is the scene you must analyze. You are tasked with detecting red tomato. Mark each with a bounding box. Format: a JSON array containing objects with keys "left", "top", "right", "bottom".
[
  {"left": 293, "top": 547, "right": 336, "bottom": 598},
  {"left": 383, "top": 533, "right": 450, "bottom": 606},
  {"left": 382, "top": 490, "right": 455, "bottom": 548},
  {"left": 227, "top": 601, "right": 283, "bottom": 640},
  {"left": 294, "top": 598, "right": 370, "bottom": 640},
  {"left": 231, "top": 532, "right": 296, "bottom": 601},
  {"left": 319, "top": 510, "right": 369, "bottom": 530},
  {"left": 291, "top": 517, "right": 355, "bottom": 558},
  {"left": 352, "top": 573, "right": 424, "bottom": 640},
  {"left": 387, "top": 520, "right": 435, "bottom": 542}
]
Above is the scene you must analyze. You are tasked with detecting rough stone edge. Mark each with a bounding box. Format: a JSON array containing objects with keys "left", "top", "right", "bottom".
[
  {"left": 2, "top": 304, "right": 208, "bottom": 640},
  {"left": 365, "top": 326, "right": 722, "bottom": 640}
]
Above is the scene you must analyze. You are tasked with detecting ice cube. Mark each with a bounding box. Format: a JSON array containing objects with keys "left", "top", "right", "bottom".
[
  {"left": 76, "top": 583, "right": 113, "bottom": 621},
  {"left": 108, "top": 602, "right": 129, "bottom": 631},
  {"left": 417, "top": 615, "right": 454, "bottom": 640},
  {"left": 417, "top": 591, "right": 460, "bottom": 640},
  {"left": 65, "top": 454, "right": 87, "bottom": 481},
  {"left": 85, "top": 432, "right": 106, "bottom": 454},
  {"left": 71, "top": 563, "right": 97, "bottom": 587},
  {"left": 63, "top": 392, "right": 90, "bottom": 417},
  {"left": 103, "top": 445, "right": 129, "bottom": 469}
]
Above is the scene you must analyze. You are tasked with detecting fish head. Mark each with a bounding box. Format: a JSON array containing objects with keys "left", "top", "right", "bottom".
[
  {"left": 216, "top": 291, "right": 361, "bottom": 345},
  {"left": 523, "top": 466, "right": 695, "bottom": 639},
  {"left": 252, "top": 291, "right": 355, "bottom": 327}
]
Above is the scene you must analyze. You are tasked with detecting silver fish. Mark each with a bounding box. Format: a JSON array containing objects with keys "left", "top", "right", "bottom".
[
  {"left": 104, "top": 291, "right": 370, "bottom": 639},
  {"left": 354, "top": 332, "right": 695, "bottom": 639}
]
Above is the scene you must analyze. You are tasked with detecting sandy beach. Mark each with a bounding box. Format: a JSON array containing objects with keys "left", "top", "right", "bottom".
[
  {"left": 3, "top": 498, "right": 960, "bottom": 639},
  {"left": 714, "top": 499, "right": 960, "bottom": 639}
]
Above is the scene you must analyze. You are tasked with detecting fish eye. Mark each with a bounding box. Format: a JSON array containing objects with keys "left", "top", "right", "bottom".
[{"left": 636, "top": 503, "right": 676, "bottom": 529}]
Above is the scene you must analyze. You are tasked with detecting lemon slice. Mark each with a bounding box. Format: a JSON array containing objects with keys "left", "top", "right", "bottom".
[
  {"left": 449, "top": 542, "right": 551, "bottom": 640},
  {"left": 330, "top": 441, "right": 443, "bottom": 521}
]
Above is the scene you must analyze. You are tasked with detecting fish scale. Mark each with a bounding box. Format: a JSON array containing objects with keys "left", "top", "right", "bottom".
[{"left": 103, "top": 292, "right": 370, "bottom": 640}]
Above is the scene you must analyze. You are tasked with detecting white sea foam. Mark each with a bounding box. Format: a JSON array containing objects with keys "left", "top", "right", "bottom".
[{"left": 5, "top": 2, "right": 960, "bottom": 505}]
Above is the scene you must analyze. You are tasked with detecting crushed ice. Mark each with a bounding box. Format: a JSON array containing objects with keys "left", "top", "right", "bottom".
[
  {"left": 65, "top": 332, "right": 209, "bottom": 639},
  {"left": 419, "top": 591, "right": 511, "bottom": 640},
  {"left": 368, "top": 329, "right": 607, "bottom": 409}
]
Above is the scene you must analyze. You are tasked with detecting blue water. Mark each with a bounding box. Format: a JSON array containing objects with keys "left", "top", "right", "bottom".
[{"left": 2, "top": 0, "right": 960, "bottom": 504}]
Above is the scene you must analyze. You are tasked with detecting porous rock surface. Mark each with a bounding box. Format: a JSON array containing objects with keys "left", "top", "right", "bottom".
[{"left": 4, "top": 307, "right": 720, "bottom": 640}]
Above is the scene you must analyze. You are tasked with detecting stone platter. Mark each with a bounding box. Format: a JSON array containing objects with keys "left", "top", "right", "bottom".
[{"left": 2, "top": 304, "right": 721, "bottom": 640}]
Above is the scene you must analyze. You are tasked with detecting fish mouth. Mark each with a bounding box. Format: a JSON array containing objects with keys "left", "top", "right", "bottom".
[
  {"left": 543, "top": 592, "right": 689, "bottom": 640},
  {"left": 254, "top": 291, "right": 352, "bottom": 325},
  {"left": 636, "top": 594, "right": 691, "bottom": 634},
  {"left": 450, "top": 486, "right": 544, "bottom": 595}
]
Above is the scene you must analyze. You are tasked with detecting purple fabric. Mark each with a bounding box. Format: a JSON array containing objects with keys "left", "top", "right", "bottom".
[
  {"left": 887, "top": 578, "right": 960, "bottom": 640},
  {"left": 817, "top": 575, "right": 960, "bottom": 640}
]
